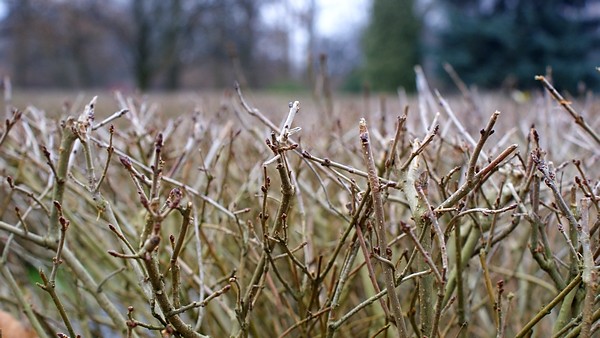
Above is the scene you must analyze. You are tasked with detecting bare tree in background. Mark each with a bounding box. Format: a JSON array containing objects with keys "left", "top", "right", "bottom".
[
  {"left": 128, "top": 0, "right": 216, "bottom": 90},
  {"left": 0, "top": 0, "right": 291, "bottom": 89},
  {"left": 1, "top": 0, "right": 128, "bottom": 88},
  {"left": 298, "top": 0, "right": 317, "bottom": 85}
]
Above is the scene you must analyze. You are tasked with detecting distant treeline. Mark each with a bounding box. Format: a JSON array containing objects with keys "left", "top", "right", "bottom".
[
  {"left": 2, "top": 0, "right": 599, "bottom": 92},
  {"left": 361, "top": 0, "right": 600, "bottom": 93}
]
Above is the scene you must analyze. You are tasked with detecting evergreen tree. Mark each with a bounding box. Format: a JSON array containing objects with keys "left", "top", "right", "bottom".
[
  {"left": 435, "top": 0, "right": 600, "bottom": 92},
  {"left": 362, "top": 0, "right": 421, "bottom": 91}
]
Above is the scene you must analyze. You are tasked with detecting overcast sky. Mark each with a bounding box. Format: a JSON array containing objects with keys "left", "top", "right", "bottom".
[
  {"left": 261, "top": 0, "right": 371, "bottom": 67},
  {"left": 315, "top": 0, "right": 370, "bottom": 36}
]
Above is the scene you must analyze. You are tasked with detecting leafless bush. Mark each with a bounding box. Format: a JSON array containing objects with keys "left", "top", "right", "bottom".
[{"left": 1, "top": 71, "right": 599, "bottom": 337}]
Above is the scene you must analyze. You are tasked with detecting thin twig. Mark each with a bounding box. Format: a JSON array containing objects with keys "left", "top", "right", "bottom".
[
  {"left": 167, "top": 284, "right": 232, "bottom": 317},
  {"left": 302, "top": 150, "right": 398, "bottom": 188},
  {"left": 38, "top": 270, "right": 77, "bottom": 338},
  {"left": 579, "top": 197, "right": 597, "bottom": 337},
  {"left": 0, "top": 109, "right": 22, "bottom": 149},
  {"left": 438, "top": 144, "right": 518, "bottom": 210},
  {"left": 359, "top": 118, "right": 407, "bottom": 337},
  {"left": 278, "top": 307, "right": 331, "bottom": 338},
  {"left": 356, "top": 224, "right": 390, "bottom": 318},
  {"left": 92, "top": 109, "right": 128, "bottom": 131},
  {"left": 326, "top": 238, "right": 361, "bottom": 338},
  {"left": 535, "top": 75, "right": 600, "bottom": 145},
  {"left": 330, "top": 270, "right": 430, "bottom": 330},
  {"left": 385, "top": 111, "right": 408, "bottom": 170},
  {"left": 49, "top": 201, "right": 69, "bottom": 282},
  {"left": 532, "top": 148, "right": 580, "bottom": 259},
  {"left": 515, "top": 274, "right": 582, "bottom": 338}
]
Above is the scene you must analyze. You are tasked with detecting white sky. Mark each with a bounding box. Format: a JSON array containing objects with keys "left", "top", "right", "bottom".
[
  {"left": 315, "top": 0, "right": 370, "bottom": 37},
  {"left": 261, "top": 0, "right": 371, "bottom": 67}
]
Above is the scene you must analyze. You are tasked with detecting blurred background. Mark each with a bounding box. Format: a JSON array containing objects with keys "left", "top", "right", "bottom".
[{"left": 0, "top": 0, "right": 599, "bottom": 93}]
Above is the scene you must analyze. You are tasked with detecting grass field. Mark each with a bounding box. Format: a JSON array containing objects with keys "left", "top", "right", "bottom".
[{"left": 1, "top": 77, "right": 599, "bottom": 337}]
